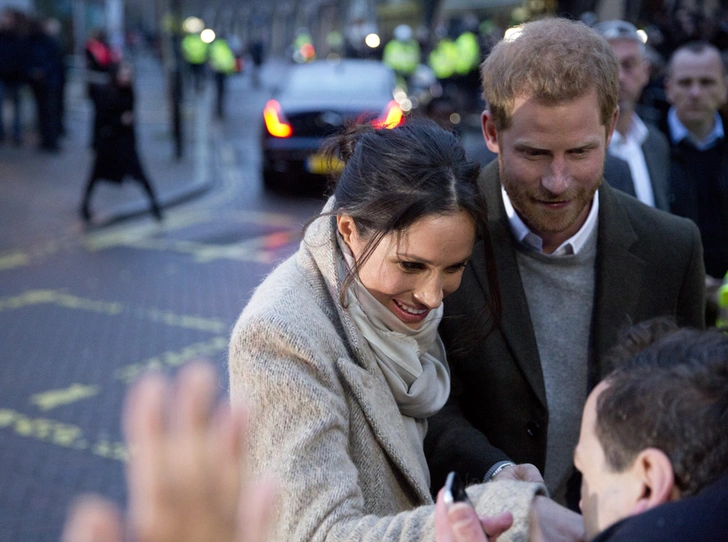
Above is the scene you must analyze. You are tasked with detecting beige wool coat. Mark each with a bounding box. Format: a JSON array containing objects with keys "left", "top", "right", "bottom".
[{"left": 228, "top": 202, "right": 544, "bottom": 542}]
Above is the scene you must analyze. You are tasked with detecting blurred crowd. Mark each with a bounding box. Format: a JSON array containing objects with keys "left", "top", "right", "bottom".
[{"left": 0, "top": 7, "right": 66, "bottom": 151}]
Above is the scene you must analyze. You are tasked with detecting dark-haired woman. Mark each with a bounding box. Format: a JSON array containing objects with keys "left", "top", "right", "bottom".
[{"left": 228, "top": 120, "right": 544, "bottom": 541}]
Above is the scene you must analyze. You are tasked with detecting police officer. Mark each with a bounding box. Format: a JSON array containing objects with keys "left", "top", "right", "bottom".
[
  {"left": 181, "top": 31, "right": 208, "bottom": 93},
  {"left": 383, "top": 24, "right": 420, "bottom": 87},
  {"left": 208, "top": 36, "right": 236, "bottom": 119}
]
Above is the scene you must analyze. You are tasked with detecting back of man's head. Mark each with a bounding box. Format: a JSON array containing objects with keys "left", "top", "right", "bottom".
[
  {"left": 481, "top": 17, "right": 619, "bottom": 131},
  {"left": 597, "top": 328, "right": 728, "bottom": 497}
]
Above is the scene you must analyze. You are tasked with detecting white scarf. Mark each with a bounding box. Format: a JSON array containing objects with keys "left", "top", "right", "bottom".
[{"left": 337, "top": 235, "right": 450, "bottom": 483}]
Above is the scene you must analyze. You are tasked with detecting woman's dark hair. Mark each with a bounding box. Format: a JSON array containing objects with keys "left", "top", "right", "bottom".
[{"left": 316, "top": 118, "right": 501, "bottom": 336}]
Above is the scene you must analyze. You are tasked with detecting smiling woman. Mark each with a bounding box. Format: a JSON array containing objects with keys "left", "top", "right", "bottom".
[{"left": 228, "top": 120, "right": 545, "bottom": 542}]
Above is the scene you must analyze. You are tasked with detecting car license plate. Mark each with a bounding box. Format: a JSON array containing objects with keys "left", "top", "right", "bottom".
[{"left": 306, "top": 154, "right": 344, "bottom": 175}]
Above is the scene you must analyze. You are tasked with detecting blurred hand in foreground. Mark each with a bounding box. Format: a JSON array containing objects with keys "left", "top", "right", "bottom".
[{"left": 62, "top": 362, "right": 275, "bottom": 542}]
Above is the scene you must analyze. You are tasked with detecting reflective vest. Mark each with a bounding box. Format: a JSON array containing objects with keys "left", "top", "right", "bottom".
[
  {"left": 428, "top": 38, "right": 457, "bottom": 80},
  {"left": 208, "top": 39, "right": 236, "bottom": 74},
  {"left": 455, "top": 31, "right": 480, "bottom": 75},
  {"left": 182, "top": 34, "right": 208, "bottom": 65},
  {"left": 382, "top": 39, "right": 420, "bottom": 76}
]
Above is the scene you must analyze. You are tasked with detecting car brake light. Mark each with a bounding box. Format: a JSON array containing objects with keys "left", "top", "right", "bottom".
[
  {"left": 373, "top": 100, "right": 404, "bottom": 129},
  {"left": 300, "top": 43, "right": 315, "bottom": 60},
  {"left": 263, "top": 100, "right": 293, "bottom": 138}
]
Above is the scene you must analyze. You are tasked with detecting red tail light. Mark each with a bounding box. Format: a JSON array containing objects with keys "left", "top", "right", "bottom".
[
  {"left": 300, "top": 43, "right": 315, "bottom": 60},
  {"left": 263, "top": 100, "right": 293, "bottom": 138},
  {"left": 373, "top": 100, "right": 404, "bottom": 129}
]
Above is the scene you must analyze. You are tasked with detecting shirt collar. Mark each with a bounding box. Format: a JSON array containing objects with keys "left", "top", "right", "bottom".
[
  {"left": 667, "top": 107, "right": 724, "bottom": 150},
  {"left": 610, "top": 113, "right": 649, "bottom": 147},
  {"left": 501, "top": 186, "right": 599, "bottom": 255}
]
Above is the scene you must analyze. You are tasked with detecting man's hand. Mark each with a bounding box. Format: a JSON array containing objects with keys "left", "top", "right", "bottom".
[
  {"left": 492, "top": 463, "right": 544, "bottom": 484},
  {"left": 434, "top": 488, "right": 513, "bottom": 542},
  {"left": 529, "top": 496, "right": 585, "bottom": 542}
]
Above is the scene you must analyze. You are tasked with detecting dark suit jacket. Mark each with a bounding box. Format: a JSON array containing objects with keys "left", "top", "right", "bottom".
[
  {"left": 425, "top": 161, "right": 706, "bottom": 490},
  {"left": 592, "top": 474, "right": 728, "bottom": 541},
  {"left": 605, "top": 123, "right": 671, "bottom": 211},
  {"left": 658, "top": 112, "right": 728, "bottom": 279}
]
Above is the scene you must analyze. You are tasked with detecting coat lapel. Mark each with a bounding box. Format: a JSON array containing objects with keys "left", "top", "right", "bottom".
[
  {"left": 592, "top": 183, "right": 645, "bottom": 379},
  {"left": 477, "top": 163, "right": 547, "bottom": 408},
  {"left": 303, "top": 206, "right": 432, "bottom": 504},
  {"left": 335, "top": 356, "right": 433, "bottom": 503}
]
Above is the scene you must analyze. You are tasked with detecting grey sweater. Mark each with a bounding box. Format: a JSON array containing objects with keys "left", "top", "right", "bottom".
[{"left": 515, "top": 227, "right": 597, "bottom": 498}]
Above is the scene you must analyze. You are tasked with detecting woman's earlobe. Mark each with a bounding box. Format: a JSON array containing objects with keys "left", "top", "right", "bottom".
[{"left": 336, "top": 215, "right": 355, "bottom": 245}]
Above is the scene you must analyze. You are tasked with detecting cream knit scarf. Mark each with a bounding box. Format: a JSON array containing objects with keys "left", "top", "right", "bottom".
[{"left": 337, "top": 234, "right": 450, "bottom": 482}]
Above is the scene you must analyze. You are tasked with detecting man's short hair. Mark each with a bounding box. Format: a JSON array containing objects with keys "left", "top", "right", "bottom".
[
  {"left": 668, "top": 41, "right": 727, "bottom": 79},
  {"left": 596, "top": 328, "right": 728, "bottom": 497},
  {"left": 481, "top": 17, "right": 619, "bottom": 131}
]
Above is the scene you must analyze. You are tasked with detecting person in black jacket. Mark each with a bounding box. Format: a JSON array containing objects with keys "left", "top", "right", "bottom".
[
  {"left": 26, "top": 17, "right": 63, "bottom": 151},
  {"left": 0, "top": 8, "right": 27, "bottom": 145},
  {"left": 80, "top": 62, "right": 162, "bottom": 222},
  {"left": 660, "top": 41, "right": 728, "bottom": 281}
]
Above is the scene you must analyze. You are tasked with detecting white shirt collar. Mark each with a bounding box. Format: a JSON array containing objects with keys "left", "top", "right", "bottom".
[
  {"left": 501, "top": 186, "right": 600, "bottom": 256},
  {"left": 667, "top": 107, "right": 724, "bottom": 150},
  {"left": 608, "top": 114, "right": 655, "bottom": 207},
  {"left": 610, "top": 113, "right": 649, "bottom": 147}
]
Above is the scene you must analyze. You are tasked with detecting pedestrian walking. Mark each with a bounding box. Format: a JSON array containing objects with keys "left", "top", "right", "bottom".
[
  {"left": 80, "top": 62, "right": 162, "bottom": 223},
  {"left": 85, "top": 29, "right": 116, "bottom": 149}
]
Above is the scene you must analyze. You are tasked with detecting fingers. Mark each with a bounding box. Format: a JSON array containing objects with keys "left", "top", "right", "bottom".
[
  {"left": 123, "top": 371, "right": 169, "bottom": 530},
  {"left": 448, "top": 504, "right": 489, "bottom": 542},
  {"left": 237, "top": 478, "right": 277, "bottom": 542},
  {"left": 174, "top": 362, "right": 218, "bottom": 434},
  {"left": 434, "top": 488, "right": 490, "bottom": 542},
  {"left": 480, "top": 512, "right": 513, "bottom": 541},
  {"left": 435, "top": 489, "right": 454, "bottom": 542},
  {"left": 62, "top": 497, "right": 123, "bottom": 542}
]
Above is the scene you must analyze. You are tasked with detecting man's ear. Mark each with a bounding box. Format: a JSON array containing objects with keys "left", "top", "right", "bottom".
[
  {"left": 605, "top": 107, "right": 620, "bottom": 146},
  {"left": 482, "top": 110, "right": 500, "bottom": 153},
  {"left": 336, "top": 215, "right": 357, "bottom": 246},
  {"left": 631, "top": 448, "right": 678, "bottom": 516}
]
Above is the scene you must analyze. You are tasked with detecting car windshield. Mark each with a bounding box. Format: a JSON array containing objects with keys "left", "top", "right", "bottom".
[{"left": 286, "top": 62, "right": 392, "bottom": 98}]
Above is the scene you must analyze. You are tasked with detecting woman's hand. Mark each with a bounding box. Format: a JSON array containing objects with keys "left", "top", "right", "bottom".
[
  {"left": 434, "top": 488, "right": 513, "bottom": 542},
  {"left": 62, "top": 362, "right": 275, "bottom": 542}
]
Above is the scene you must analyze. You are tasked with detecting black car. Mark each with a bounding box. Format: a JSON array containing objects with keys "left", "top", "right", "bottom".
[{"left": 261, "top": 59, "right": 404, "bottom": 192}]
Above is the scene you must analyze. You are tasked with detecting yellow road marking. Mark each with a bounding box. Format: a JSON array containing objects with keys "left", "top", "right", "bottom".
[
  {"left": 30, "top": 384, "right": 100, "bottom": 411},
  {"left": 0, "top": 407, "right": 127, "bottom": 462},
  {"left": 115, "top": 335, "right": 228, "bottom": 384},
  {"left": 0, "top": 252, "right": 30, "bottom": 270},
  {"left": 82, "top": 207, "right": 299, "bottom": 252},
  {"left": 0, "top": 290, "right": 227, "bottom": 332},
  {"left": 122, "top": 229, "right": 299, "bottom": 263},
  {"left": 0, "top": 290, "right": 122, "bottom": 314}
]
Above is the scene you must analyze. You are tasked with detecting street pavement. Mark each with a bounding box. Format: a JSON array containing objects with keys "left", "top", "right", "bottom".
[{"left": 0, "top": 52, "right": 325, "bottom": 541}]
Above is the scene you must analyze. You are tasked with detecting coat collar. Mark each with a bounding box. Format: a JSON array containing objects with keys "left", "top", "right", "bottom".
[
  {"left": 299, "top": 199, "right": 433, "bottom": 503},
  {"left": 476, "top": 162, "right": 645, "bottom": 402}
]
